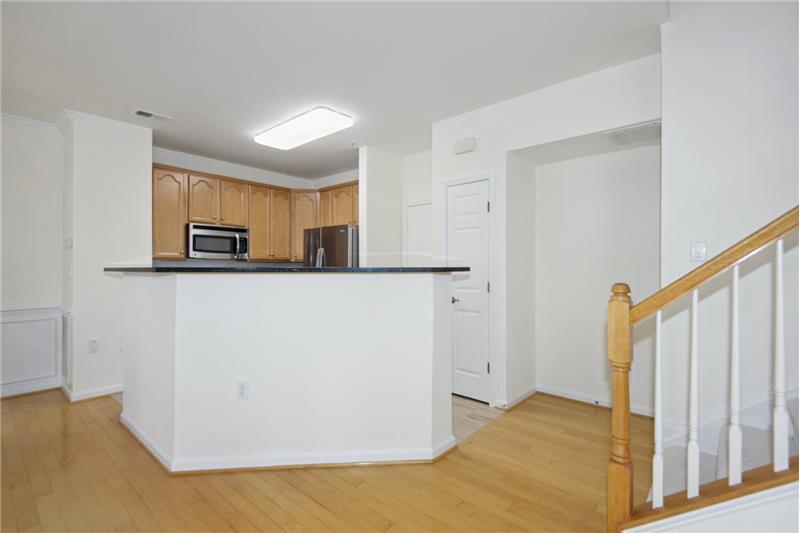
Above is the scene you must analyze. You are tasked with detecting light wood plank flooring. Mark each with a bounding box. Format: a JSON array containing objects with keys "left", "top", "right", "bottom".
[{"left": 1, "top": 390, "right": 653, "bottom": 532}]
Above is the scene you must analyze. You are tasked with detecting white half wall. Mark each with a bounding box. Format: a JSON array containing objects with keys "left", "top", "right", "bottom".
[
  {"left": 659, "top": 1, "right": 799, "bottom": 431},
  {"left": 153, "top": 146, "right": 315, "bottom": 189},
  {"left": 359, "top": 146, "right": 403, "bottom": 266},
  {"left": 1, "top": 114, "right": 64, "bottom": 311},
  {"left": 533, "top": 145, "right": 661, "bottom": 414},
  {"left": 61, "top": 111, "right": 152, "bottom": 398}
]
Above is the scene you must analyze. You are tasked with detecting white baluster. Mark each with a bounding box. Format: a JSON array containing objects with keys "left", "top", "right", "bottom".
[
  {"left": 687, "top": 289, "right": 700, "bottom": 498},
  {"left": 728, "top": 265, "right": 742, "bottom": 485},
  {"left": 652, "top": 310, "right": 664, "bottom": 508},
  {"left": 773, "top": 238, "right": 789, "bottom": 472}
]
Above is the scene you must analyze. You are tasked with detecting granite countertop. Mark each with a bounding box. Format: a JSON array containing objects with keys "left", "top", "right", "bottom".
[{"left": 104, "top": 260, "right": 469, "bottom": 274}]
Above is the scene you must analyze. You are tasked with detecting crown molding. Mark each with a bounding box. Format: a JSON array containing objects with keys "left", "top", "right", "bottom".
[{"left": 1, "top": 112, "right": 59, "bottom": 131}]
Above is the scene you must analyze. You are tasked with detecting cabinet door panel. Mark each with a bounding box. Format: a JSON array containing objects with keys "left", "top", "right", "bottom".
[
  {"left": 152, "top": 169, "right": 187, "bottom": 259},
  {"left": 351, "top": 184, "right": 359, "bottom": 225},
  {"left": 270, "top": 189, "right": 291, "bottom": 261},
  {"left": 331, "top": 186, "right": 353, "bottom": 226},
  {"left": 291, "top": 191, "right": 318, "bottom": 262},
  {"left": 220, "top": 180, "right": 249, "bottom": 227},
  {"left": 319, "top": 190, "right": 332, "bottom": 227},
  {"left": 188, "top": 175, "right": 220, "bottom": 224},
  {"left": 248, "top": 186, "right": 270, "bottom": 260}
]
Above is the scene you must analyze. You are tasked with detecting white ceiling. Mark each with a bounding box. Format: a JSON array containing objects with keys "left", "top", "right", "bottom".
[{"left": 2, "top": 2, "right": 668, "bottom": 178}]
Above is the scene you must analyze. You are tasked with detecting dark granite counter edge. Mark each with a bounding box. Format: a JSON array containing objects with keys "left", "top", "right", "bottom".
[{"left": 105, "top": 266, "right": 470, "bottom": 273}]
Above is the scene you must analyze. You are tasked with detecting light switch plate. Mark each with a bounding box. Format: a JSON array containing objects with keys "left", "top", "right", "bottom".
[{"left": 690, "top": 241, "right": 707, "bottom": 262}]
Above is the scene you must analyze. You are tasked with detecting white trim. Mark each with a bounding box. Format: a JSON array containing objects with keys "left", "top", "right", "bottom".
[
  {"left": 624, "top": 482, "right": 799, "bottom": 532},
  {"left": 66, "top": 383, "right": 123, "bottom": 402},
  {"left": 441, "top": 172, "right": 497, "bottom": 404},
  {"left": 498, "top": 385, "right": 537, "bottom": 410},
  {"left": 120, "top": 410, "right": 455, "bottom": 473},
  {"left": 536, "top": 385, "right": 654, "bottom": 417},
  {"left": 1, "top": 112, "right": 59, "bottom": 131},
  {"left": 1, "top": 376, "right": 63, "bottom": 398},
  {"left": 119, "top": 412, "right": 174, "bottom": 471},
  {"left": 1, "top": 307, "right": 64, "bottom": 398}
]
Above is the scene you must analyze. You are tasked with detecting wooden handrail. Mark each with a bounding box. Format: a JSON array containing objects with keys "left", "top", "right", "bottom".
[{"left": 630, "top": 206, "right": 799, "bottom": 326}]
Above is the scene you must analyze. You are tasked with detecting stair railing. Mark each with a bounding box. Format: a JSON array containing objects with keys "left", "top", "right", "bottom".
[{"left": 607, "top": 206, "right": 799, "bottom": 532}]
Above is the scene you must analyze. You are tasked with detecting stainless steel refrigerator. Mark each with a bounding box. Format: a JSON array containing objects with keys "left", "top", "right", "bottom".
[{"left": 303, "top": 225, "right": 359, "bottom": 267}]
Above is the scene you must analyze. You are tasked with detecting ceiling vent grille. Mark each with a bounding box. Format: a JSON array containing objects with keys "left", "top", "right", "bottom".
[{"left": 131, "top": 108, "right": 174, "bottom": 123}]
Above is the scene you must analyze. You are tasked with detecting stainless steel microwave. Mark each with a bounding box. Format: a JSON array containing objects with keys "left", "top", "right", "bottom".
[{"left": 188, "top": 223, "right": 249, "bottom": 260}]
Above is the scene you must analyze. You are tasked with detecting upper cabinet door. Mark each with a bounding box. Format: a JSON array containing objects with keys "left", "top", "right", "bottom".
[
  {"left": 188, "top": 175, "right": 220, "bottom": 224},
  {"left": 270, "top": 189, "right": 291, "bottom": 261},
  {"left": 291, "top": 191, "right": 318, "bottom": 262},
  {"left": 331, "top": 186, "right": 353, "bottom": 226},
  {"left": 220, "top": 180, "right": 249, "bottom": 227},
  {"left": 152, "top": 169, "right": 188, "bottom": 259},
  {"left": 351, "top": 183, "right": 359, "bottom": 225},
  {"left": 319, "top": 190, "right": 332, "bottom": 227},
  {"left": 248, "top": 186, "right": 271, "bottom": 260}
]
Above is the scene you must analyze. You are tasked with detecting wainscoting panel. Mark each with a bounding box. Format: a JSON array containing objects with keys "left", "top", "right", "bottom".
[{"left": 1, "top": 307, "right": 63, "bottom": 397}]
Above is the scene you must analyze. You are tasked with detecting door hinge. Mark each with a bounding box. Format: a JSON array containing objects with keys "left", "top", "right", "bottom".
[
  {"left": 487, "top": 201, "right": 491, "bottom": 213},
  {"left": 487, "top": 362, "right": 491, "bottom": 374},
  {"left": 487, "top": 281, "right": 490, "bottom": 293}
]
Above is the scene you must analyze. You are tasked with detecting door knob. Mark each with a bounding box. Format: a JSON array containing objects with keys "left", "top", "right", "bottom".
[{"left": 451, "top": 296, "right": 460, "bottom": 304}]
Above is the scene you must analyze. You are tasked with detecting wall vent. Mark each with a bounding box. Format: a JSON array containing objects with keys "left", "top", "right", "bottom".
[{"left": 131, "top": 108, "right": 174, "bottom": 123}]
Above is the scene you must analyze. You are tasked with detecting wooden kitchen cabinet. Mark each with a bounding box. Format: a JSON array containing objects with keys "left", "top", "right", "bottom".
[
  {"left": 319, "top": 190, "right": 332, "bottom": 227},
  {"left": 290, "top": 190, "right": 318, "bottom": 262},
  {"left": 352, "top": 184, "right": 359, "bottom": 225},
  {"left": 248, "top": 185, "right": 271, "bottom": 260},
  {"left": 152, "top": 168, "right": 188, "bottom": 259},
  {"left": 220, "top": 179, "right": 248, "bottom": 227},
  {"left": 270, "top": 189, "right": 291, "bottom": 261},
  {"left": 331, "top": 186, "right": 353, "bottom": 226},
  {"left": 188, "top": 175, "right": 219, "bottom": 224},
  {"left": 248, "top": 185, "right": 291, "bottom": 261}
]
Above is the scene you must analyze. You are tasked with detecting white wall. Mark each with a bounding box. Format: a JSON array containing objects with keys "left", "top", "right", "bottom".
[
  {"left": 62, "top": 111, "right": 152, "bottom": 398},
  {"left": 314, "top": 169, "right": 358, "bottom": 189},
  {"left": 152, "top": 146, "right": 315, "bottom": 189},
  {"left": 533, "top": 145, "right": 661, "bottom": 413},
  {"left": 1, "top": 114, "right": 64, "bottom": 310},
  {"left": 431, "top": 54, "right": 661, "bottom": 405},
  {"left": 358, "top": 146, "right": 403, "bottom": 266},
  {"left": 401, "top": 151, "right": 432, "bottom": 205},
  {"left": 505, "top": 154, "right": 535, "bottom": 403},
  {"left": 659, "top": 1, "right": 799, "bottom": 436}
]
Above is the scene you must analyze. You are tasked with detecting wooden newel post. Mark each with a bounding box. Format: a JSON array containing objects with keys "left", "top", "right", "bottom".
[{"left": 607, "top": 282, "right": 633, "bottom": 533}]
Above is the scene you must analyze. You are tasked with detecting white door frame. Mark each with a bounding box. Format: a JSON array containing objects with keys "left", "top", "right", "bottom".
[
  {"left": 440, "top": 172, "right": 497, "bottom": 406},
  {"left": 402, "top": 199, "right": 432, "bottom": 266}
]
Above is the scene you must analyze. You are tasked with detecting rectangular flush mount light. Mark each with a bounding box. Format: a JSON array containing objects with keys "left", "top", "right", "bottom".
[{"left": 254, "top": 106, "right": 354, "bottom": 150}]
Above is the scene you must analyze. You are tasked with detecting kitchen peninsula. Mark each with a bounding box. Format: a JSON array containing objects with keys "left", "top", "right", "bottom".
[{"left": 106, "top": 264, "right": 468, "bottom": 473}]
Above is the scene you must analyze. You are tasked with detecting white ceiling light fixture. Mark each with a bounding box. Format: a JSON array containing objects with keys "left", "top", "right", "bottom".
[{"left": 254, "top": 106, "right": 354, "bottom": 150}]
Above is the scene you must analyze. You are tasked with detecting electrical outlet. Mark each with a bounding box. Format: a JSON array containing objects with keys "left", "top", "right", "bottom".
[
  {"left": 237, "top": 381, "right": 249, "bottom": 400},
  {"left": 690, "top": 241, "right": 707, "bottom": 262},
  {"left": 88, "top": 338, "right": 99, "bottom": 353}
]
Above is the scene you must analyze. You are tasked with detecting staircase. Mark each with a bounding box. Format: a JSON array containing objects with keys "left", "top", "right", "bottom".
[{"left": 606, "top": 207, "right": 800, "bottom": 532}]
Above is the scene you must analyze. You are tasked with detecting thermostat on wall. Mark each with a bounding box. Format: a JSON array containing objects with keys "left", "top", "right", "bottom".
[{"left": 454, "top": 137, "right": 477, "bottom": 155}]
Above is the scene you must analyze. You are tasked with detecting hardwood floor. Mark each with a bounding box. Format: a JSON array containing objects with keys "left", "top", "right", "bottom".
[
  {"left": 1, "top": 390, "right": 653, "bottom": 532},
  {"left": 451, "top": 395, "right": 503, "bottom": 443}
]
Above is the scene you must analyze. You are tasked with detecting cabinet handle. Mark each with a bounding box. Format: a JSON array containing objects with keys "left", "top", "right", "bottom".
[{"left": 221, "top": 216, "right": 225, "bottom": 221}]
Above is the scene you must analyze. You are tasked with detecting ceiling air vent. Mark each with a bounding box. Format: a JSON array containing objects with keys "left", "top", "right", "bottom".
[{"left": 131, "top": 108, "right": 174, "bottom": 123}]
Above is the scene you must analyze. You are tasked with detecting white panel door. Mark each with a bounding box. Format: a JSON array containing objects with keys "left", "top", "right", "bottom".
[
  {"left": 405, "top": 203, "right": 432, "bottom": 266},
  {"left": 446, "top": 180, "right": 490, "bottom": 402}
]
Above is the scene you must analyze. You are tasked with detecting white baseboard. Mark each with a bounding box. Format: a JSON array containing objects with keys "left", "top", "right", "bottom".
[
  {"left": 0, "top": 375, "right": 63, "bottom": 398},
  {"left": 496, "top": 385, "right": 537, "bottom": 409},
  {"left": 121, "top": 412, "right": 456, "bottom": 473},
  {"left": 119, "top": 412, "right": 173, "bottom": 471},
  {"left": 535, "top": 385, "right": 654, "bottom": 417},
  {"left": 65, "top": 383, "right": 123, "bottom": 402}
]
